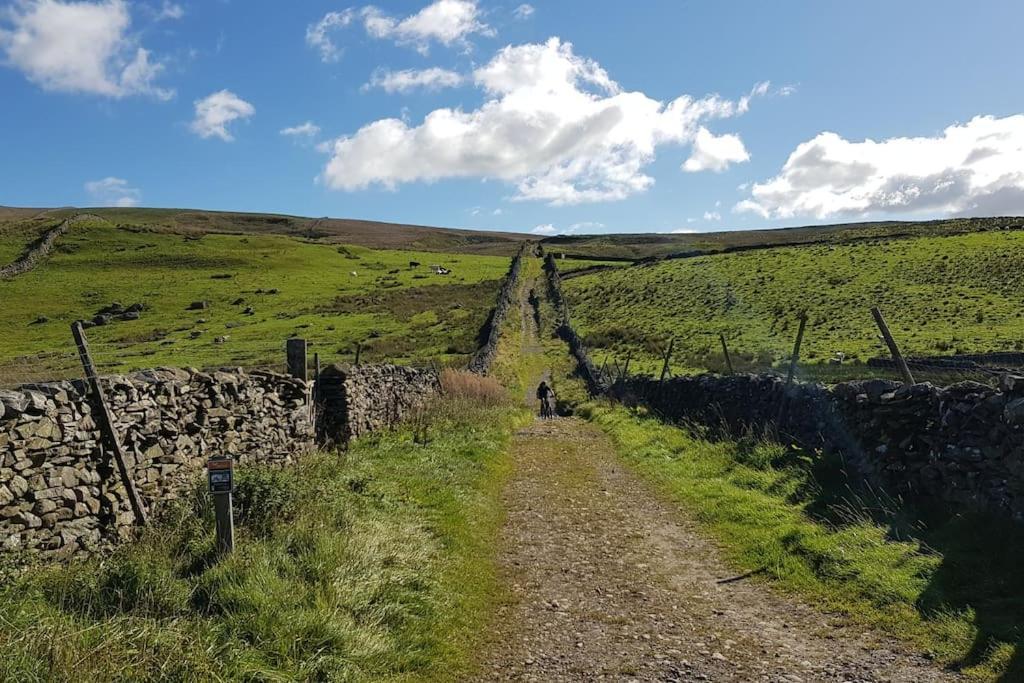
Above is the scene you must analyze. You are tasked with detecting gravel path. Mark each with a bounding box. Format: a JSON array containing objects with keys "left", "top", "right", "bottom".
[{"left": 474, "top": 417, "right": 962, "bottom": 682}]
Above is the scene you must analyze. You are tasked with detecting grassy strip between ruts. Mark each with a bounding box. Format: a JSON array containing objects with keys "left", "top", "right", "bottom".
[
  {"left": 579, "top": 400, "right": 1024, "bottom": 682},
  {"left": 0, "top": 396, "right": 528, "bottom": 682}
]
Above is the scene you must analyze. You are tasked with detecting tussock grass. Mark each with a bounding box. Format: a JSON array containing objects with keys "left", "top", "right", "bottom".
[
  {"left": 0, "top": 398, "right": 526, "bottom": 682},
  {"left": 582, "top": 401, "right": 1024, "bottom": 681}
]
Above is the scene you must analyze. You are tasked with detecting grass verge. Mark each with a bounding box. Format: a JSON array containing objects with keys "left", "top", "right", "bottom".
[
  {"left": 0, "top": 396, "right": 528, "bottom": 682},
  {"left": 579, "top": 401, "right": 1024, "bottom": 682}
]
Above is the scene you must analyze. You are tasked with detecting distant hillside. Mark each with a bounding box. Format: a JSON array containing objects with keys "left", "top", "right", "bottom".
[
  {"left": 541, "top": 216, "right": 1024, "bottom": 261},
  {"left": 562, "top": 227, "right": 1024, "bottom": 383},
  {"left": 0, "top": 206, "right": 537, "bottom": 256}
]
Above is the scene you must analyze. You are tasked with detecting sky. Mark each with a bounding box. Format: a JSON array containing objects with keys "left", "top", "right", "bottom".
[{"left": 1, "top": 0, "right": 1023, "bottom": 236}]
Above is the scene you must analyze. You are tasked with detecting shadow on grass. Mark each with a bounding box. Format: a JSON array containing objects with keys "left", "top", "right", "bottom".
[{"left": 788, "top": 441, "right": 1024, "bottom": 680}]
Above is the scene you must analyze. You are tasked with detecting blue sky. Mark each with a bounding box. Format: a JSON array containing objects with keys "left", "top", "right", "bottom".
[{"left": 1, "top": 0, "right": 1023, "bottom": 235}]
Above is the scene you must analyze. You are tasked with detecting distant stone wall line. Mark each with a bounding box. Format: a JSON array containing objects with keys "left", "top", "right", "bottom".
[
  {"left": 0, "top": 214, "right": 101, "bottom": 280},
  {"left": 543, "top": 252, "right": 608, "bottom": 395},
  {"left": 468, "top": 243, "right": 531, "bottom": 375}
]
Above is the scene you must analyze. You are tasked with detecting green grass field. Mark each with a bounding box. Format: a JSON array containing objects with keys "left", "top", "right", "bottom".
[
  {"left": 0, "top": 394, "right": 527, "bottom": 682},
  {"left": 563, "top": 229, "right": 1024, "bottom": 380},
  {"left": 0, "top": 218, "right": 512, "bottom": 384}
]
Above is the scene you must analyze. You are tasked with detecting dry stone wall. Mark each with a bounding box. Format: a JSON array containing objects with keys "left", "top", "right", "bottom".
[
  {"left": 611, "top": 373, "right": 1024, "bottom": 520},
  {"left": 0, "top": 214, "right": 96, "bottom": 280},
  {"left": 468, "top": 244, "right": 529, "bottom": 375},
  {"left": 543, "top": 253, "right": 608, "bottom": 395},
  {"left": 0, "top": 368, "right": 313, "bottom": 561},
  {"left": 316, "top": 363, "right": 440, "bottom": 446}
]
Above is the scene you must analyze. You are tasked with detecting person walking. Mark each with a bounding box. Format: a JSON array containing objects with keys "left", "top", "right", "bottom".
[{"left": 536, "top": 381, "right": 556, "bottom": 419}]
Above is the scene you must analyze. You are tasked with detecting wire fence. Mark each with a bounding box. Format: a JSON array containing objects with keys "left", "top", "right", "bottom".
[
  {"left": 0, "top": 326, "right": 467, "bottom": 391},
  {"left": 586, "top": 309, "right": 1023, "bottom": 390}
]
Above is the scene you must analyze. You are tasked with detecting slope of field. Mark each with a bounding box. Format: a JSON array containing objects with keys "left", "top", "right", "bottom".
[
  {"left": 542, "top": 216, "right": 1024, "bottom": 260},
  {"left": 563, "top": 229, "right": 1024, "bottom": 379},
  {"left": 0, "top": 217, "right": 510, "bottom": 384},
  {"left": 0, "top": 205, "right": 536, "bottom": 256}
]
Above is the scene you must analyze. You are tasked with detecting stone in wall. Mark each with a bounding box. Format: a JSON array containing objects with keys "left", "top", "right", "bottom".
[{"left": 316, "top": 363, "right": 440, "bottom": 446}]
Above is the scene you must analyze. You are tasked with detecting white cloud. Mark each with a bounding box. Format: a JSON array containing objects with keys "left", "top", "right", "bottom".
[
  {"left": 280, "top": 121, "right": 320, "bottom": 138},
  {"left": 307, "top": 0, "right": 491, "bottom": 60},
  {"left": 85, "top": 176, "right": 140, "bottom": 206},
  {"left": 156, "top": 1, "right": 183, "bottom": 21},
  {"left": 321, "top": 38, "right": 762, "bottom": 204},
  {"left": 683, "top": 127, "right": 750, "bottom": 172},
  {"left": 671, "top": 227, "right": 698, "bottom": 233},
  {"left": 567, "top": 221, "right": 604, "bottom": 233},
  {"left": 364, "top": 67, "right": 463, "bottom": 93},
  {"left": 0, "top": 0, "right": 172, "bottom": 99},
  {"left": 531, "top": 223, "right": 556, "bottom": 234},
  {"left": 492, "top": 208, "right": 502, "bottom": 215},
  {"left": 190, "top": 90, "right": 254, "bottom": 141},
  {"left": 703, "top": 210, "right": 721, "bottom": 221},
  {"left": 736, "top": 114, "right": 1024, "bottom": 220},
  {"left": 513, "top": 3, "right": 534, "bottom": 20},
  {"left": 305, "top": 9, "right": 355, "bottom": 62}
]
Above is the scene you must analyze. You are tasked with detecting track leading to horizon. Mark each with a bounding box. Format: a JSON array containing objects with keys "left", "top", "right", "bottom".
[{"left": 474, "top": 261, "right": 961, "bottom": 682}]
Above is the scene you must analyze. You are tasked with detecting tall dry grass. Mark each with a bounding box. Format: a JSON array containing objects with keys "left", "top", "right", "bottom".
[{"left": 439, "top": 368, "right": 508, "bottom": 406}]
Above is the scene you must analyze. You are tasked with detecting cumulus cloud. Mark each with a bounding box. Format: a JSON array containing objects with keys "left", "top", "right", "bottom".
[
  {"left": 364, "top": 67, "right": 463, "bottom": 93},
  {"left": 703, "top": 210, "right": 721, "bottom": 221},
  {"left": 307, "top": 0, "right": 491, "bottom": 60},
  {"left": 280, "top": 121, "right": 320, "bottom": 137},
  {"left": 0, "top": 0, "right": 172, "bottom": 99},
  {"left": 531, "top": 223, "right": 556, "bottom": 234},
  {"left": 190, "top": 90, "right": 254, "bottom": 141},
  {"left": 85, "top": 176, "right": 140, "bottom": 206},
  {"left": 683, "top": 127, "right": 750, "bottom": 172},
  {"left": 513, "top": 3, "right": 534, "bottom": 19},
  {"left": 736, "top": 114, "right": 1024, "bottom": 219},
  {"left": 320, "top": 38, "right": 763, "bottom": 204}
]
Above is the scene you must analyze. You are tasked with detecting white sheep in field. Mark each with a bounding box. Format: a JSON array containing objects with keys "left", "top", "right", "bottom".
[{"left": 350, "top": 271, "right": 357, "bottom": 277}]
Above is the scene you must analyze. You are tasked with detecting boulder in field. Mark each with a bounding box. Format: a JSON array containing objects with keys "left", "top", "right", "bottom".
[{"left": 188, "top": 301, "right": 209, "bottom": 310}]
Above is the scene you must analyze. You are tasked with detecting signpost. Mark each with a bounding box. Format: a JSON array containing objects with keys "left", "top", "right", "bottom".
[{"left": 207, "top": 457, "right": 235, "bottom": 555}]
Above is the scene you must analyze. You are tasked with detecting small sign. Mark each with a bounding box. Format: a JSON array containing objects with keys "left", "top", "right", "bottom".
[{"left": 207, "top": 458, "right": 234, "bottom": 494}]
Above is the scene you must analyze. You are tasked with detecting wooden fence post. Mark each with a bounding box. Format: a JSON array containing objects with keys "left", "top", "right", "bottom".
[
  {"left": 871, "top": 307, "right": 915, "bottom": 385},
  {"left": 785, "top": 314, "right": 808, "bottom": 387},
  {"left": 719, "top": 333, "right": 735, "bottom": 375},
  {"left": 354, "top": 342, "right": 362, "bottom": 367},
  {"left": 776, "top": 314, "right": 807, "bottom": 428},
  {"left": 71, "top": 322, "right": 148, "bottom": 526},
  {"left": 659, "top": 337, "right": 675, "bottom": 384},
  {"left": 287, "top": 338, "right": 308, "bottom": 381}
]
